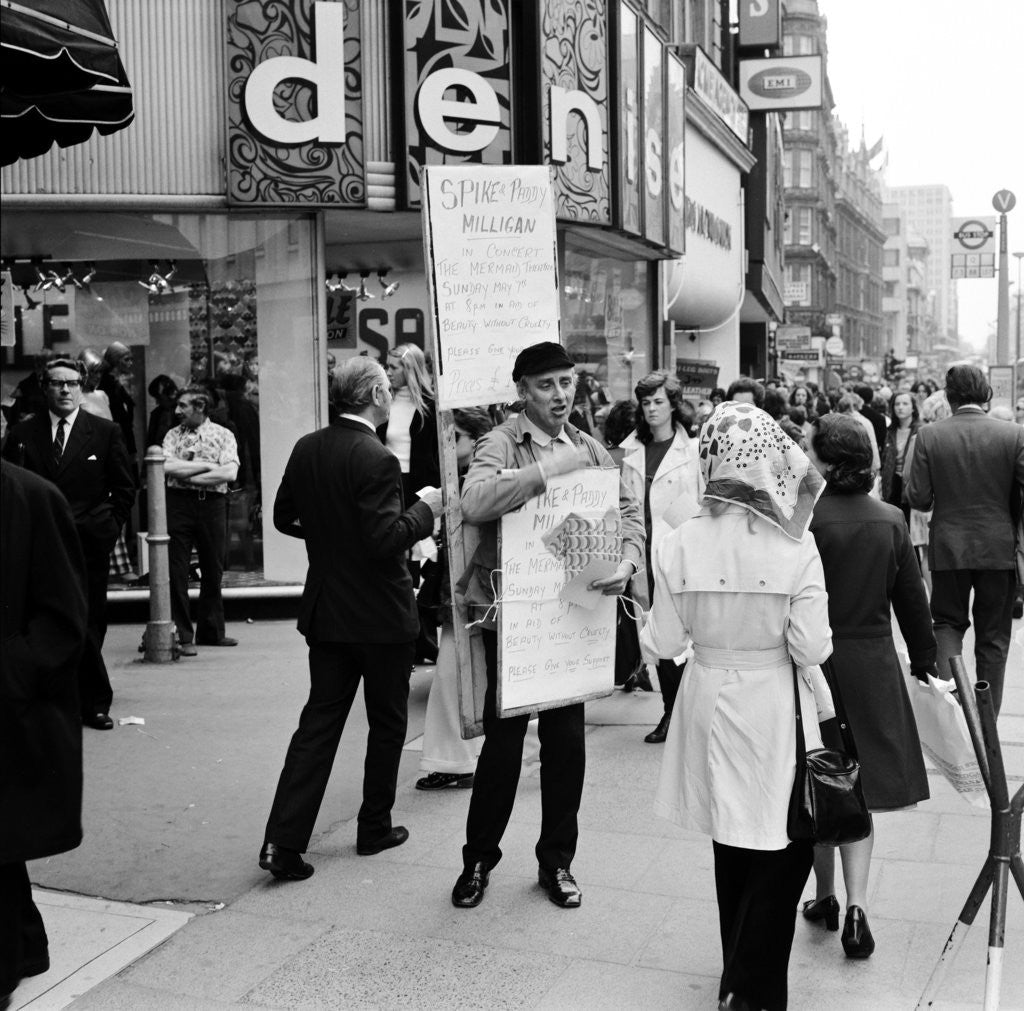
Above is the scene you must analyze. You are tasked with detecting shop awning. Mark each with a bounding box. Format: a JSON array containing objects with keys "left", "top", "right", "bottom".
[{"left": 0, "top": 0, "right": 134, "bottom": 166}]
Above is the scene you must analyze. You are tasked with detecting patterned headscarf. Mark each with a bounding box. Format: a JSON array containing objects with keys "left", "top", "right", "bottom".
[{"left": 698, "top": 401, "right": 824, "bottom": 541}]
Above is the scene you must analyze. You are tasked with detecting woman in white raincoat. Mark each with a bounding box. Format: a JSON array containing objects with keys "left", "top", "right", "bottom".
[
  {"left": 641, "top": 402, "right": 833, "bottom": 1011},
  {"left": 620, "top": 371, "right": 703, "bottom": 742}
]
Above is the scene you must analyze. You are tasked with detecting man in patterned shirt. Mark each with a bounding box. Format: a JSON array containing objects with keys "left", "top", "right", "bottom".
[{"left": 162, "top": 386, "right": 240, "bottom": 656}]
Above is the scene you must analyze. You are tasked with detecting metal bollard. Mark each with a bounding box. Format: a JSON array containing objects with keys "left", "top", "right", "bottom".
[{"left": 143, "top": 444, "right": 177, "bottom": 662}]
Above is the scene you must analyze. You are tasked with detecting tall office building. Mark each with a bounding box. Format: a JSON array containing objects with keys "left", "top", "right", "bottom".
[{"left": 884, "top": 184, "right": 958, "bottom": 349}]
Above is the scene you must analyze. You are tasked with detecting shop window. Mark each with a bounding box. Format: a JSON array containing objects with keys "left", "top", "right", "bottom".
[
  {"left": 561, "top": 236, "right": 652, "bottom": 437},
  {"left": 1, "top": 213, "right": 318, "bottom": 586}
]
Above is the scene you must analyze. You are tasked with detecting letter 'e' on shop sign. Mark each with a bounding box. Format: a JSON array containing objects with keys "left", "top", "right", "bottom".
[{"left": 738, "top": 55, "right": 823, "bottom": 111}]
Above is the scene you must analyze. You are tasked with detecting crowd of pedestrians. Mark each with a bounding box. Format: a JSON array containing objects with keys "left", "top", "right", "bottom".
[{"left": 3, "top": 345, "right": 1023, "bottom": 1009}]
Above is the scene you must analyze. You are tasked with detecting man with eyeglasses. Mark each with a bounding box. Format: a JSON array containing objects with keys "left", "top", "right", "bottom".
[
  {"left": 162, "top": 386, "right": 240, "bottom": 656},
  {"left": 3, "top": 357, "right": 135, "bottom": 730}
]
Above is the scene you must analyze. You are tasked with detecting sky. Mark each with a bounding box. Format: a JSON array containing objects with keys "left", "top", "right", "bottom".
[{"left": 817, "top": 0, "right": 1024, "bottom": 352}]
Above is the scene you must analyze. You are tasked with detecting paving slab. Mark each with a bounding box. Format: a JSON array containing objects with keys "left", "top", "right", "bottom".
[{"left": 9, "top": 890, "right": 190, "bottom": 1011}]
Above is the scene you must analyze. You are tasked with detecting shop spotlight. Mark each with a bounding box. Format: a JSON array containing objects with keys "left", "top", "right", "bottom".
[
  {"left": 325, "top": 273, "right": 356, "bottom": 293},
  {"left": 357, "top": 272, "right": 375, "bottom": 302},
  {"left": 378, "top": 270, "right": 399, "bottom": 298},
  {"left": 139, "top": 260, "right": 178, "bottom": 295},
  {"left": 33, "top": 264, "right": 64, "bottom": 292}
]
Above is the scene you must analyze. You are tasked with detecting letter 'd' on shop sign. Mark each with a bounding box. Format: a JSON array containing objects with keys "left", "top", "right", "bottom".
[{"left": 243, "top": 2, "right": 346, "bottom": 146}]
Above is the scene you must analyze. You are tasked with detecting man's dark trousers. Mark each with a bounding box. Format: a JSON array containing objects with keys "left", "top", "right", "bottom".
[
  {"left": 167, "top": 489, "right": 227, "bottom": 645},
  {"left": 263, "top": 640, "right": 413, "bottom": 848},
  {"left": 931, "top": 569, "right": 1015, "bottom": 713},
  {"left": 78, "top": 531, "right": 114, "bottom": 718},
  {"left": 463, "top": 630, "right": 585, "bottom": 873}
]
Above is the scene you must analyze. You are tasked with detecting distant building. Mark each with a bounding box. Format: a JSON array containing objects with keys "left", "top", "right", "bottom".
[
  {"left": 833, "top": 122, "right": 885, "bottom": 362},
  {"left": 781, "top": 0, "right": 838, "bottom": 343},
  {"left": 882, "top": 204, "right": 930, "bottom": 365},
  {"left": 885, "top": 184, "right": 958, "bottom": 347}
]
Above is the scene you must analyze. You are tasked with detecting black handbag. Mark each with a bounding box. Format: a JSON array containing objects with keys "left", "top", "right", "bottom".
[{"left": 787, "top": 660, "right": 871, "bottom": 846}]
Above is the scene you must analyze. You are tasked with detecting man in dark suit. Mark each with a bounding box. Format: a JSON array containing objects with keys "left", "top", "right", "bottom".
[
  {"left": 258, "top": 356, "right": 443, "bottom": 881},
  {"left": 3, "top": 358, "right": 135, "bottom": 730},
  {"left": 906, "top": 364, "right": 1024, "bottom": 713},
  {"left": 1, "top": 460, "right": 88, "bottom": 1003}
]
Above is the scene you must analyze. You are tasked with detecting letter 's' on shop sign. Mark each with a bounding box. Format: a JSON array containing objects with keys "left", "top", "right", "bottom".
[{"left": 243, "top": 2, "right": 347, "bottom": 145}]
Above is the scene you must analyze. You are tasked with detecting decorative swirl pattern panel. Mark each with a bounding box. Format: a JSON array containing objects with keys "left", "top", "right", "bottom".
[
  {"left": 540, "top": 0, "right": 610, "bottom": 225},
  {"left": 226, "top": 0, "right": 365, "bottom": 206}
]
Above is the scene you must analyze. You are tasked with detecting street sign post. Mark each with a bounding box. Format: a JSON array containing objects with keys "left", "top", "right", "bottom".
[{"left": 992, "top": 190, "right": 1016, "bottom": 366}]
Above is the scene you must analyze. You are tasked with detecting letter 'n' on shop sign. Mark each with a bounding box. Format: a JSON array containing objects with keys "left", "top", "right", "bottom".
[{"left": 243, "top": 2, "right": 346, "bottom": 145}]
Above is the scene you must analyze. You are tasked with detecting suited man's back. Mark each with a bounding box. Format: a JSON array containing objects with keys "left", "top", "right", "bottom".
[
  {"left": 274, "top": 419, "right": 434, "bottom": 643},
  {"left": 906, "top": 410, "right": 1024, "bottom": 570}
]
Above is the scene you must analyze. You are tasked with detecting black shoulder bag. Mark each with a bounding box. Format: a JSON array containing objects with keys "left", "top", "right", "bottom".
[{"left": 787, "top": 660, "right": 871, "bottom": 846}]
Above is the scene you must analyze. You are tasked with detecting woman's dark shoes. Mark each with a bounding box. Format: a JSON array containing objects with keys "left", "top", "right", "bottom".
[
  {"left": 83, "top": 712, "right": 113, "bottom": 730},
  {"left": 644, "top": 713, "right": 671, "bottom": 744},
  {"left": 452, "top": 861, "right": 489, "bottom": 907},
  {"left": 841, "top": 905, "right": 875, "bottom": 958},
  {"left": 801, "top": 894, "right": 840, "bottom": 931},
  {"left": 538, "top": 866, "right": 582, "bottom": 908},
  {"left": 356, "top": 826, "right": 409, "bottom": 856},
  {"left": 259, "top": 842, "right": 314, "bottom": 881}
]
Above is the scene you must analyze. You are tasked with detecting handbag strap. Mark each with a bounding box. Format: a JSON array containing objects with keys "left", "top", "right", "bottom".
[
  {"left": 792, "top": 658, "right": 862, "bottom": 763},
  {"left": 791, "top": 661, "right": 807, "bottom": 764},
  {"left": 820, "top": 656, "right": 860, "bottom": 762}
]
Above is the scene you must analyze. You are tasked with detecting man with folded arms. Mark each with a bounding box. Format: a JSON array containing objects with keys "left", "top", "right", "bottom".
[
  {"left": 258, "top": 357, "right": 443, "bottom": 880},
  {"left": 2, "top": 357, "right": 134, "bottom": 730},
  {"left": 162, "top": 386, "right": 240, "bottom": 655},
  {"left": 451, "top": 341, "right": 644, "bottom": 909}
]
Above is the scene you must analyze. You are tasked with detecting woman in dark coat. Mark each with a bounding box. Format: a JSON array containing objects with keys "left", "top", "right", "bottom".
[
  {"left": 1, "top": 460, "right": 88, "bottom": 1000},
  {"left": 802, "top": 415, "right": 936, "bottom": 960},
  {"left": 879, "top": 389, "right": 920, "bottom": 523}
]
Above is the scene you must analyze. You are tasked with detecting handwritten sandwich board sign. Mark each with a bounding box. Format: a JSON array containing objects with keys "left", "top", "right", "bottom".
[
  {"left": 498, "top": 468, "right": 620, "bottom": 715},
  {"left": 421, "top": 165, "right": 561, "bottom": 408},
  {"left": 421, "top": 164, "right": 562, "bottom": 733}
]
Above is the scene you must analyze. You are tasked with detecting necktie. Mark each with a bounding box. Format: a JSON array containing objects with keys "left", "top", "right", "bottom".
[{"left": 53, "top": 418, "right": 67, "bottom": 462}]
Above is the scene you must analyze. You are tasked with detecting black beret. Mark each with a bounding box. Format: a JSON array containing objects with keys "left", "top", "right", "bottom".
[{"left": 512, "top": 341, "right": 574, "bottom": 381}]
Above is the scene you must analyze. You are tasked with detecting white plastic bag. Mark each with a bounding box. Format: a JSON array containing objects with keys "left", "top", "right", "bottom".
[{"left": 904, "top": 669, "right": 988, "bottom": 808}]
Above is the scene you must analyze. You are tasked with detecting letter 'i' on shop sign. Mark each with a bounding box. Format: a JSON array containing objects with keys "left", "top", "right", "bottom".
[{"left": 243, "top": 2, "right": 346, "bottom": 146}]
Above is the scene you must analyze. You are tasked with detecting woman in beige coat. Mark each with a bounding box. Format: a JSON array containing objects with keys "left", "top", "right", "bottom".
[{"left": 642, "top": 403, "right": 833, "bottom": 1011}]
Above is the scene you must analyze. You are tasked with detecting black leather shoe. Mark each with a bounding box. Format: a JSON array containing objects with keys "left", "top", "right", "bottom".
[
  {"left": 83, "top": 712, "right": 113, "bottom": 731},
  {"left": 416, "top": 771, "right": 474, "bottom": 791},
  {"left": 538, "top": 866, "right": 582, "bottom": 908},
  {"left": 841, "top": 905, "right": 875, "bottom": 958},
  {"left": 451, "top": 861, "right": 489, "bottom": 908},
  {"left": 622, "top": 664, "right": 654, "bottom": 692},
  {"left": 259, "top": 842, "right": 314, "bottom": 881},
  {"left": 644, "top": 713, "right": 670, "bottom": 744},
  {"left": 802, "top": 895, "right": 840, "bottom": 931},
  {"left": 356, "top": 826, "right": 409, "bottom": 855},
  {"left": 196, "top": 636, "right": 238, "bottom": 646}
]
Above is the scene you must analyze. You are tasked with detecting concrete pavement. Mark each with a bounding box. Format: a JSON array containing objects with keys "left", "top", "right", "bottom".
[{"left": 10, "top": 618, "right": 1024, "bottom": 1010}]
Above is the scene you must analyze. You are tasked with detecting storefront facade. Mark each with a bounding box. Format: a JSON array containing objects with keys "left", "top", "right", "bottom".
[{"left": 1, "top": 0, "right": 757, "bottom": 586}]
